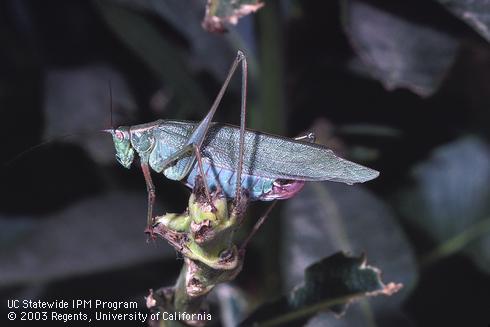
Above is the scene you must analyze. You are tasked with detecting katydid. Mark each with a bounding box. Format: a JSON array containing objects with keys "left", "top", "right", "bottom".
[{"left": 105, "top": 51, "right": 379, "bottom": 235}]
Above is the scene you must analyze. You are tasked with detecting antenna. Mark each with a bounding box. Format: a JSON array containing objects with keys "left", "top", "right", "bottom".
[
  {"left": 3, "top": 131, "right": 96, "bottom": 168},
  {"left": 108, "top": 80, "right": 114, "bottom": 132},
  {"left": 5, "top": 82, "right": 117, "bottom": 167}
]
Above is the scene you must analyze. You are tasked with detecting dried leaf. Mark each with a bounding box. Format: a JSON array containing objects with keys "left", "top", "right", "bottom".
[{"left": 202, "top": 0, "right": 264, "bottom": 33}]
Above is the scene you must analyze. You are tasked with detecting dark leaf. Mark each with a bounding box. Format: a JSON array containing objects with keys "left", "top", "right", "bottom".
[
  {"left": 396, "top": 136, "right": 490, "bottom": 273},
  {"left": 0, "top": 192, "right": 170, "bottom": 287},
  {"left": 96, "top": 0, "right": 209, "bottom": 116},
  {"left": 281, "top": 182, "right": 416, "bottom": 326},
  {"left": 342, "top": 0, "right": 459, "bottom": 96},
  {"left": 436, "top": 0, "right": 490, "bottom": 41},
  {"left": 282, "top": 183, "right": 416, "bottom": 305},
  {"left": 107, "top": 0, "right": 238, "bottom": 81},
  {"left": 240, "top": 252, "right": 402, "bottom": 327},
  {"left": 43, "top": 65, "right": 136, "bottom": 164}
]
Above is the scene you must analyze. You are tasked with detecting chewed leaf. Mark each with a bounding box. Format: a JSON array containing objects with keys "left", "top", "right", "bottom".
[
  {"left": 202, "top": 0, "right": 264, "bottom": 33},
  {"left": 436, "top": 0, "right": 490, "bottom": 42},
  {"left": 240, "top": 252, "right": 402, "bottom": 326},
  {"left": 282, "top": 183, "right": 416, "bottom": 306}
]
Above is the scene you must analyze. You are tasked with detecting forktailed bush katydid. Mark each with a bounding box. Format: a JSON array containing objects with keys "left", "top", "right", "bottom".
[{"left": 105, "top": 51, "right": 379, "bottom": 236}]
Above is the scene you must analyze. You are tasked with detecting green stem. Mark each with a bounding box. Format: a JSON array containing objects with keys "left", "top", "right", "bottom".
[
  {"left": 252, "top": 1, "right": 286, "bottom": 298},
  {"left": 173, "top": 260, "right": 206, "bottom": 314},
  {"left": 420, "top": 216, "right": 490, "bottom": 268},
  {"left": 359, "top": 299, "right": 378, "bottom": 327},
  {"left": 255, "top": 1, "right": 285, "bottom": 133},
  {"left": 150, "top": 179, "right": 247, "bottom": 325},
  {"left": 256, "top": 293, "right": 366, "bottom": 327}
]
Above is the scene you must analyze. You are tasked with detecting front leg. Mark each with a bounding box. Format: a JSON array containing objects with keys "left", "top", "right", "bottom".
[
  {"left": 142, "top": 143, "right": 216, "bottom": 238},
  {"left": 141, "top": 160, "right": 157, "bottom": 239},
  {"left": 158, "top": 144, "right": 216, "bottom": 211},
  {"left": 193, "top": 144, "right": 216, "bottom": 212},
  {"left": 141, "top": 144, "right": 193, "bottom": 239}
]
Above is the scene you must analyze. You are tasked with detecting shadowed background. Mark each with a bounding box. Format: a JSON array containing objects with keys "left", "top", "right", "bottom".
[{"left": 1, "top": 0, "right": 490, "bottom": 326}]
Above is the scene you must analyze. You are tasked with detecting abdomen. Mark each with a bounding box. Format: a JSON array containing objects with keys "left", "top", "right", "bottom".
[{"left": 185, "top": 161, "right": 305, "bottom": 201}]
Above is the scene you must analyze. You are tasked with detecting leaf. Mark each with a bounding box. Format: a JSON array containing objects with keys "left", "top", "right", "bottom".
[
  {"left": 96, "top": 0, "right": 209, "bottom": 116},
  {"left": 396, "top": 136, "right": 490, "bottom": 273},
  {"left": 342, "top": 0, "right": 459, "bottom": 97},
  {"left": 212, "top": 284, "right": 249, "bottom": 327},
  {"left": 306, "top": 305, "right": 414, "bottom": 327},
  {"left": 283, "top": 183, "right": 416, "bottom": 302},
  {"left": 43, "top": 65, "right": 137, "bottom": 164},
  {"left": 281, "top": 182, "right": 417, "bottom": 326},
  {"left": 202, "top": 0, "right": 264, "bottom": 33},
  {"left": 436, "top": 0, "right": 490, "bottom": 42},
  {"left": 0, "top": 192, "right": 171, "bottom": 286},
  {"left": 240, "top": 252, "right": 402, "bottom": 327},
  {"left": 106, "top": 0, "right": 238, "bottom": 82}
]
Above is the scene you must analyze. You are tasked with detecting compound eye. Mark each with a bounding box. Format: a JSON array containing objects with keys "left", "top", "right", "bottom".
[{"left": 115, "top": 130, "right": 125, "bottom": 141}]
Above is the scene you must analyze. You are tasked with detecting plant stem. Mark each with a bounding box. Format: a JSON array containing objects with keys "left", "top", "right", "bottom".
[
  {"left": 254, "top": 0, "right": 285, "bottom": 298},
  {"left": 420, "top": 216, "right": 490, "bottom": 268},
  {"left": 148, "top": 178, "right": 248, "bottom": 325}
]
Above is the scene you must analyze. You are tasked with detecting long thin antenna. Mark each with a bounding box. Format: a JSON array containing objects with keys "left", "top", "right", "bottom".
[
  {"left": 235, "top": 51, "right": 247, "bottom": 206},
  {"left": 108, "top": 80, "right": 114, "bottom": 131},
  {"left": 6, "top": 82, "right": 117, "bottom": 168},
  {"left": 3, "top": 131, "right": 96, "bottom": 168}
]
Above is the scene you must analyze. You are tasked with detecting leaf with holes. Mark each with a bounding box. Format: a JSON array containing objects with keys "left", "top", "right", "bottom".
[
  {"left": 240, "top": 252, "right": 402, "bottom": 327},
  {"left": 281, "top": 182, "right": 416, "bottom": 326}
]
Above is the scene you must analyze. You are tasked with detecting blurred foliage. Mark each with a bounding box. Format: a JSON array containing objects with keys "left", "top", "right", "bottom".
[
  {"left": 0, "top": 192, "right": 169, "bottom": 287},
  {"left": 436, "top": 0, "right": 490, "bottom": 41},
  {"left": 1, "top": 0, "right": 490, "bottom": 326},
  {"left": 342, "top": 0, "right": 459, "bottom": 97},
  {"left": 202, "top": 0, "right": 264, "bottom": 33},
  {"left": 96, "top": 0, "right": 209, "bottom": 117},
  {"left": 396, "top": 136, "right": 490, "bottom": 272},
  {"left": 282, "top": 182, "right": 416, "bottom": 326}
]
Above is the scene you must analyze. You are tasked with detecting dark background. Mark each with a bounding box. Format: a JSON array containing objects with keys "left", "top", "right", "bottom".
[{"left": 1, "top": 0, "right": 490, "bottom": 326}]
